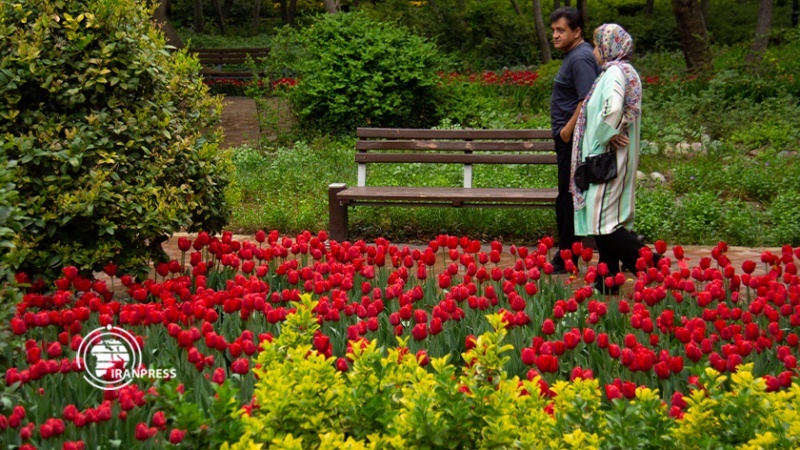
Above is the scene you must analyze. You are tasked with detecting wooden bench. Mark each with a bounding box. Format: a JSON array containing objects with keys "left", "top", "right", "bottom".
[
  {"left": 328, "top": 127, "right": 558, "bottom": 242},
  {"left": 191, "top": 47, "right": 270, "bottom": 78}
]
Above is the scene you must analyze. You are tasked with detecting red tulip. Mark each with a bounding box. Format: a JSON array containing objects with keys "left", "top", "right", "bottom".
[
  {"left": 135, "top": 423, "right": 153, "bottom": 440},
  {"left": 212, "top": 368, "right": 226, "bottom": 385},
  {"left": 44, "top": 341, "right": 62, "bottom": 358},
  {"left": 604, "top": 384, "right": 622, "bottom": 401},
  {"left": 152, "top": 411, "right": 166, "bottom": 428},
  {"left": 416, "top": 350, "right": 430, "bottom": 366},
  {"left": 63, "top": 404, "right": 79, "bottom": 421},
  {"left": 169, "top": 429, "right": 186, "bottom": 444},
  {"left": 521, "top": 348, "right": 536, "bottom": 365},
  {"left": 231, "top": 358, "right": 249, "bottom": 375},
  {"left": 542, "top": 319, "right": 555, "bottom": 335},
  {"left": 412, "top": 323, "right": 427, "bottom": 341},
  {"left": 668, "top": 356, "right": 684, "bottom": 373},
  {"left": 62, "top": 266, "right": 78, "bottom": 280},
  {"left": 621, "top": 381, "right": 637, "bottom": 399},
  {"left": 597, "top": 333, "right": 609, "bottom": 349},
  {"left": 534, "top": 354, "right": 558, "bottom": 373}
]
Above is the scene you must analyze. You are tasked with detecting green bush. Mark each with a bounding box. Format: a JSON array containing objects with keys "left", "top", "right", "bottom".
[
  {"left": 768, "top": 190, "right": 800, "bottom": 247},
  {"left": 0, "top": 0, "right": 231, "bottom": 278},
  {"left": 268, "top": 12, "right": 444, "bottom": 135},
  {"left": 675, "top": 191, "right": 725, "bottom": 243},
  {"left": 436, "top": 82, "right": 516, "bottom": 129},
  {"left": 0, "top": 158, "right": 23, "bottom": 285},
  {"left": 634, "top": 187, "right": 676, "bottom": 243}
]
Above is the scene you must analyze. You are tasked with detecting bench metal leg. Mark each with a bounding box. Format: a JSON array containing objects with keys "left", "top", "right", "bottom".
[{"left": 328, "top": 183, "right": 349, "bottom": 242}]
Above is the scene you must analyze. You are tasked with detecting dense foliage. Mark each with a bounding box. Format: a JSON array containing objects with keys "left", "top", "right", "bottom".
[
  {"left": 264, "top": 12, "right": 444, "bottom": 135},
  {"left": 0, "top": 0, "right": 232, "bottom": 279},
  {"left": 0, "top": 158, "right": 22, "bottom": 285}
]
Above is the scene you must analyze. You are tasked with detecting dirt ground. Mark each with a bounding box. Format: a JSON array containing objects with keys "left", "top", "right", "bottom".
[
  {"left": 218, "top": 96, "right": 261, "bottom": 149},
  {"left": 218, "top": 96, "right": 293, "bottom": 149}
]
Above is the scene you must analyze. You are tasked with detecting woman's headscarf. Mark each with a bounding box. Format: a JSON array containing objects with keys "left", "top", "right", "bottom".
[{"left": 569, "top": 23, "right": 642, "bottom": 211}]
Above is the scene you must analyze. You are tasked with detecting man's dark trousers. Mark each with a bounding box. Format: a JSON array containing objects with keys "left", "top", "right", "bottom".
[{"left": 554, "top": 133, "right": 579, "bottom": 254}]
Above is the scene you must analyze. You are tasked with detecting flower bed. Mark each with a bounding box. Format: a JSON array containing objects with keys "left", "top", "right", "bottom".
[{"left": 2, "top": 232, "right": 800, "bottom": 448}]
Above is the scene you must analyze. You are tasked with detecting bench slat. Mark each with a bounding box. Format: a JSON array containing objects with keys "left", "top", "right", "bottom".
[
  {"left": 338, "top": 186, "right": 558, "bottom": 204},
  {"left": 356, "top": 140, "right": 555, "bottom": 152},
  {"left": 193, "top": 48, "right": 270, "bottom": 55},
  {"left": 192, "top": 48, "right": 270, "bottom": 75},
  {"left": 355, "top": 153, "right": 558, "bottom": 164},
  {"left": 200, "top": 71, "right": 260, "bottom": 78},
  {"left": 356, "top": 128, "right": 553, "bottom": 140}
]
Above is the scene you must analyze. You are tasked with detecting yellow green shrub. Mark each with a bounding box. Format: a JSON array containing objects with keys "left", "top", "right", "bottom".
[{"left": 227, "top": 295, "right": 800, "bottom": 450}]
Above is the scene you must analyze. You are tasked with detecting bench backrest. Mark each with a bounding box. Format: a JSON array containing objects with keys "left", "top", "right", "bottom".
[
  {"left": 192, "top": 48, "right": 271, "bottom": 65},
  {"left": 355, "top": 127, "right": 556, "bottom": 188}
]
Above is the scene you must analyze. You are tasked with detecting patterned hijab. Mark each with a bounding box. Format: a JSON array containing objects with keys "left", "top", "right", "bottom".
[{"left": 569, "top": 23, "right": 642, "bottom": 211}]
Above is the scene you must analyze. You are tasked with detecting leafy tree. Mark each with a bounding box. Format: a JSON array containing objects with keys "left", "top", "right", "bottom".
[{"left": 0, "top": 0, "right": 232, "bottom": 279}]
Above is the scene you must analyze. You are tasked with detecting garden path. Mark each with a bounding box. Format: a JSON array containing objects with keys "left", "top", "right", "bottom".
[
  {"left": 160, "top": 232, "right": 781, "bottom": 288},
  {"left": 219, "top": 96, "right": 260, "bottom": 149}
]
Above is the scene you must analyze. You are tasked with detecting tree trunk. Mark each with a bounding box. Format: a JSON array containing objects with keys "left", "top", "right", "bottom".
[
  {"left": 643, "top": 0, "right": 654, "bottom": 17},
  {"left": 576, "top": 0, "right": 587, "bottom": 24},
  {"left": 322, "top": 0, "right": 340, "bottom": 13},
  {"left": 210, "top": 0, "right": 226, "bottom": 34},
  {"left": 563, "top": 0, "right": 570, "bottom": 6},
  {"left": 154, "top": 0, "right": 184, "bottom": 49},
  {"left": 745, "top": 0, "right": 773, "bottom": 65},
  {"left": 793, "top": 0, "right": 798, "bottom": 28},
  {"left": 252, "top": 0, "right": 261, "bottom": 33},
  {"left": 672, "top": 0, "right": 712, "bottom": 72},
  {"left": 280, "top": 0, "right": 288, "bottom": 24},
  {"left": 510, "top": 0, "right": 523, "bottom": 16},
  {"left": 223, "top": 0, "right": 233, "bottom": 19},
  {"left": 532, "top": 0, "right": 552, "bottom": 64},
  {"left": 700, "top": 0, "right": 710, "bottom": 23},
  {"left": 288, "top": 0, "right": 297, "bottom": 24},
  {"left": 193, "top": 0, "right": 205, "bottom": 33},
  {"left": 554, "top": 0, "right": 559, "bottom": 10}
]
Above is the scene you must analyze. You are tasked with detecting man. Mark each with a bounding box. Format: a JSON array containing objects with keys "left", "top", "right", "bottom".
[{"left": 549, "top": 7, "right": 600, "bottom": 273}]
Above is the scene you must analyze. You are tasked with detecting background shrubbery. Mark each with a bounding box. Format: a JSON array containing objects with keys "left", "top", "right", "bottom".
[{"left": 265, "top": 12, "right": 445, "bottom": 135}]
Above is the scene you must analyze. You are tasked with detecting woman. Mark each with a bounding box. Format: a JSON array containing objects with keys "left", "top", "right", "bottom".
[{"left": 569, "top": 24, "right": 658, "bottom": 294}]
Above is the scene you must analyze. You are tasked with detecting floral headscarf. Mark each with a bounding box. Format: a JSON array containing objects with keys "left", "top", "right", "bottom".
[{"left": 569, "top": 23, "right": 642, "bottom": 211}]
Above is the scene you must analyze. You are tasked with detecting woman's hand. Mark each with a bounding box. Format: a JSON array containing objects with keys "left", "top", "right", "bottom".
[
  {"left": 559, "top": 127, "right": 572, "bottom": 143},
  {"left": 610, "top": 133, "right": 630, "bottom": 149}
]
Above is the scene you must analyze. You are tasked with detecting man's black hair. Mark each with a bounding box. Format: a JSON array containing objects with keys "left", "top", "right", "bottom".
[{"left": 549, "top": 7, "right": 583, "bottom": 32}]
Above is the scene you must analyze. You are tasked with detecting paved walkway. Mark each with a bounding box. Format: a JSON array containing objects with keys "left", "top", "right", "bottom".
[{"left": 162, "top": 232, "right": 782, "bottom": 278}]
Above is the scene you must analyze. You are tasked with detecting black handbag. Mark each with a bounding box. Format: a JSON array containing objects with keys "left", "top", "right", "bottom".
[{"left": 574, "top": 151, "right": 617, "bottom": 191}]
